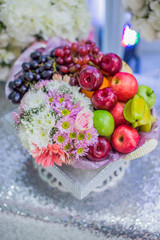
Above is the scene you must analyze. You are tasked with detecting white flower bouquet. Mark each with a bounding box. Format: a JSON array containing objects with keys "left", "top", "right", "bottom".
[{"left": 122, "top": 0, "right": 160, "bottom": 42}]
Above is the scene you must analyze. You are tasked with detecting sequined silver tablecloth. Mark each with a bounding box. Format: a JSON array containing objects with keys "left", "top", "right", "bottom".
[{"left": 0, "top": 72, "right": 160, "bottom": 240}]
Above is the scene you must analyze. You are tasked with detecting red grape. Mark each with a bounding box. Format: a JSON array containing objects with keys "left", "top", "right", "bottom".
[
  {"left": 60, "top": 65, "right": 69, "bottom": 73},
  {"left": 64, "top": 55, "right": 73, "bottom": 64},
  {"left": 71, "top": 43, "right": 78, "bottom": 52},
  {"left": 93, "top": 58, "right": 100, "bottom": 66},
  {"left": 64, "top": 45, "right": 70, "bottom": 51},
  {"left": 75, "top": 64, "right": 81, "bottom": 71},
  {"left": 55, "top": 48, "right": 63, "bottom": 57},
  {"left": 78, "top": 46, "right": 88, "bottom": 56},
  {"left": 82, "top": 55, "right": 90, "bottom": 64},
  {"left": 69, "top": 65, "right": 77, "bottom": 73},
  {"left": 77, "top": 56, "right": 83, "bottom": 65},
  {"left": 69, "top": 77, "right": 79, "bottom": 86},
  {"left": 73, "top": 57, "right": 79, "bottom": 64},
  {"left": 56, "top": 57, "right": 64, "bottom": 65},
  {"left": 92, "top": 47, "right": 100, "bottom": 54},
  {"left": 85, "top": 40, "right": 92, "bottom": 45},
  {"left": 85, "top": 44, "right": 92, "bottom": 52},
  {"left": 64, "top": 49, "right": 71, "bottom": 56}
]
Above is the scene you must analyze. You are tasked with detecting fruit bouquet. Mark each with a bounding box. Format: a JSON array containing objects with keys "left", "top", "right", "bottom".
[{"left": 5, "top": 37, "right": 159, "bottom": 170}]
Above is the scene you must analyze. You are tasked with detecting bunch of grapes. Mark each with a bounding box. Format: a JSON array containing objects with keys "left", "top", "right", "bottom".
[{"left": 8, "top": 40, "right": 102, "bottom": 104}]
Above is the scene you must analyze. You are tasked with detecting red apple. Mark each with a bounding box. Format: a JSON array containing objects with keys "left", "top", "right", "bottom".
[
  {"left": 111, "top": 125, "right": 139, "bottom": 153},
  {"left": 110, "top": 72, "right": 138, "bottom": 102},
  {"left": 109, "top": 102, "right": 129, "bottom": 127},
  {"left": 87, "top": 136, "right": 111, "bottom": 161},
  {"left": 78, "top": 66, "right": 103, "bottom": 91},
  {"left": 92, "top": 87, "right": 118, "bottom": 111},
  {"left": 100, "top": 53, "right": 122, "bottom": 76}
]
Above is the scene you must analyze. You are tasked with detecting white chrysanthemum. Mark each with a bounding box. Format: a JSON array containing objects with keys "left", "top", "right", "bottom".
[
  {"left": 29, "top": 127, "right": 52, "bottom": 150},
  {"left": 73, "top": 91, "right": 91, "bottom": 109},
  {"left": 21, "top": 90, "right": 47, "bottom": 110},
  {"left": 32, "top": 109, "right": 56, "bottom": 130}
]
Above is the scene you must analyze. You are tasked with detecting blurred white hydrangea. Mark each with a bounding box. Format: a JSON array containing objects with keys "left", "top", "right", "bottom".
[
  {"left": 122, "top": 0, "right": 160, "bottom": 42},
  {"left": 0, "top": 0, "right": 90, "bottom": 45},
  {"left": 0, "top": 48, "right": 15, "bottom": 64},
  {"left": 0, "top": 29, "right": 9, "bottom": 47},
  {"left": 0, "top": 65, "right": 10, "bottom": 81},
  {"left": 0, "top": 0, "right": 91, "bottom": 81}
]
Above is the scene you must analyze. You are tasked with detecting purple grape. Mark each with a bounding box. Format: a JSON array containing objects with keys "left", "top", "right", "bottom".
[
  {"left": 35, "top": 74, "right": 41, "bottom": 81},
  {"left": 22, "top": 62, "right": 30, "bottom": 72},
  {"left": 14, "top": 78, "right": 23, "bottom": 87},
  {"left": 30, "top": 60, "right": 39, "bottom": 69},
  {"left": 11, "top": 92, "right": 21, "bottom": 104},
  {"left": 30, "top": 51, "right": 41, "bottom": 60},
  {"left": 25, "top": 72, "right": 34, "bottom": 82},
  {"left": 38, "top": 55, "right": 47, "bottom": 63},
  {"left": 19, "top": 85, "right": 28, "bottom": 94},
  {"left": 44, "top": 62, "right": 52, "bottom": 70}
]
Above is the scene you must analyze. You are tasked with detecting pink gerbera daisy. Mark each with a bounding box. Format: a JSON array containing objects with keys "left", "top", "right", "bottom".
[{"left": 31, "top": 143, "right": 68, "bottom": 167}]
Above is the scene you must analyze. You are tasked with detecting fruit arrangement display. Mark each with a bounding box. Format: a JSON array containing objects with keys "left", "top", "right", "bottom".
[{"left": 6, "top": 38, "right": 158, "bottom": 170}]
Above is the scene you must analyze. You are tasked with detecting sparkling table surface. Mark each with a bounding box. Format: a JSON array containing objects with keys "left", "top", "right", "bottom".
[{"left": 0, "top": 72, "right": 160, "bottom": 240}]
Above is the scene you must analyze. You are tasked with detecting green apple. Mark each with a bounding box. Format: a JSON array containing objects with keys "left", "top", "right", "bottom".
[
  {"left": 93, "top": 110, "right": 115, "bottom": 137},
  {"left": 137, "top": 85, "right": 156, "bottom": 109}
]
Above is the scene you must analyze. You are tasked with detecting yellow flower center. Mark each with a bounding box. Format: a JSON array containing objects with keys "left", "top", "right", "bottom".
[
  {"left": 69, "top": 132, "right": 76, "bottom": 139},
  {"left": 61, "top": 109, "right": 70, "bottom": 116},
  {"left": 64, "top": 144, "right": 70, "bottom": 150},
  {"left": 77, "top": 148, "right": 83, "bottom": 154},
  {"left": 78, "top": 133, "right": 85, "bottom": 141},
  {"left": 57, "top": 136, "right": 65, "bottom": 143},
  {"left": 59, "top": 98, "right": 65, "bottom": 103},
  {"left": 62, "top": 122, "right": 70, "bottom": 129},
  {"left": 49, "top": 97, "right": 54, "bottom": 102}
]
